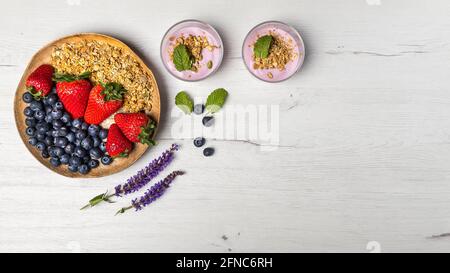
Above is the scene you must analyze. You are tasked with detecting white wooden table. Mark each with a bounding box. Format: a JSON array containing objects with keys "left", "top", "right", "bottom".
[{"left": 1, "top": 0, "right": 450, "bottom": 253}]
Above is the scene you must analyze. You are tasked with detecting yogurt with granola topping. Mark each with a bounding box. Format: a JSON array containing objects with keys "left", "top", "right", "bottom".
[
  {"left": 243, "top": 21, "right": 305, "bottom": 82},
  {"left": 161, "top": 20, "right": 223, "bottom": 81}
]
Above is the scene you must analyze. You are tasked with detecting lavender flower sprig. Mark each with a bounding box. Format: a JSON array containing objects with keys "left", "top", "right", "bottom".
[
  {"left": 81, "top": 144, "right": 179, "bottom": 210},
  {"left": 116, "top": 170, "right": 184, "bottom": 215}
]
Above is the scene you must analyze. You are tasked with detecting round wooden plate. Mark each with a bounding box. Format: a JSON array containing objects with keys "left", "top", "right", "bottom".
[{"left": 14, "top": 33, "right": 161, "bottom": 178}]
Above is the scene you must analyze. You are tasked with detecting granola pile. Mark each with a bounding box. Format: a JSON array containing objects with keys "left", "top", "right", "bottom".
[
  {"left": 51, "top": 40, "right": 154, "bottom": 113},
  {"left": 253, "top": 32, "right": 298, "bottom": 71},
  {"left": 169, "top": 35, "right": 216, "bottom": 71}
]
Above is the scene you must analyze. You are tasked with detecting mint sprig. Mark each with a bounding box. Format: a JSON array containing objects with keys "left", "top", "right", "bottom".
[
  {"left": 173, "top": 44, "right": 193, "bottom": 71},
  {"left": 175, "top": 91, "right": 194, "bottom": 114},
  {"left": 253, "top": 35, "right": 273, "bottom": 59},
  {"left": 205, "top": 88, "right": 228, "bottom": 114}
]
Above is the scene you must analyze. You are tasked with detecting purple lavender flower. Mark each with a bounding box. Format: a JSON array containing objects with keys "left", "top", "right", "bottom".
[
  {"left": 116, "top": 171, "right": 184, "bottom": 215},
  {"left": 81, "top": 144, "right": 179, "bottom": 210}
]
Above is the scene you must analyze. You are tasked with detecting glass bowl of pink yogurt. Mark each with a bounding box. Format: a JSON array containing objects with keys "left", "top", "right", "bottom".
[
  {"left": 242, "top": 21, "right": 305, "bottom": 83},
  {"left": 160, "top": 19, "right": 224, "bottom": 81}
]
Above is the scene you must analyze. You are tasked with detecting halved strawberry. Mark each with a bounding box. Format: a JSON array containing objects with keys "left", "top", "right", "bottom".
[
  {"left": 26, "top": 64, "right": 54, "bottom": 98},
  {"left": 106, "top": 124, "right": 133, "bottom": 157},
  {"left": 114, "top": 113, "right": 156, "bottom": 145},
  {"left": 84, "top": 83, "right": 126, "bottom": 125},
  {"left": 54, "top": 72, "right": 92, "bottom": 119}
]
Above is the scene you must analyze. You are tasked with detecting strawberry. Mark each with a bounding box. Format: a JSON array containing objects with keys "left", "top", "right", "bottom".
[
  {"left": 114, "top": 113, "right": 156, "bottom": 145},
  {"left": 26, "top": 64, "right": 54, "bottom": 98},
  {"left": 106, "top": 124, "right": 133, "bottom": 157},
  {"left": 84, "top": 83, "right": 126, "bottom": 125},
  {"left": 54, "top": 72, "right": 92, "bottom": 119}
]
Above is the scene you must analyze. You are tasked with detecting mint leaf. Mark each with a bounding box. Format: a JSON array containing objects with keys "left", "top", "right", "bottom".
[
  {"left": 173, "top": 44, "right": 193, "bottom": 71},
  {"left": 175, "top": 91, "right": 194, "bottom": 114},
  {"left": 253, "top": 35, "right": 273, "bottom": 59},
  {"left": 205, "top": 88, "right": 228, "bottom": 114}
]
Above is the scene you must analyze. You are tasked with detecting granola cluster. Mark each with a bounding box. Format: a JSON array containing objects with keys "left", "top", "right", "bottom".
[
  {"left": 51, "top": 40, "right": 154, "bottom": 113},
  {"left": 253, "top": 32, "right": 298, "bottom": 71},
  {"left": 169, "top": 35, "right": 216, "bottom": 71}
]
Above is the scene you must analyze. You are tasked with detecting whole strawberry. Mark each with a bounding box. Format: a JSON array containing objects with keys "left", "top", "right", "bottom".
[
  {"left": 54, "top": 72, "right": 92, "bottom": 119},
  {"left": 106, "top": 124, "right": 133, "bottom": 157},
  {"left": 84, "top": 82, "right": 126, "bottom": 125},
  {"left": 114, "top": 113, "right": 156, "bottom": 145},
  {"left": 26, "top": 64, "right": 54, "bottom": 98}
]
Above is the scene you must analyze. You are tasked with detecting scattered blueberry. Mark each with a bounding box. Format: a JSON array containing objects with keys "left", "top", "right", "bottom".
[
  {"left": 44, "top": 136, "right": 54, "bottom": 146},
  {"left": 25, "top": 117, "right": 36, "bottom": 127},
  {"left": 52, "top": 119, "right": 64, "bottom": 128},
  {"left": 53, "top": 147, "right": 65, "bottom": 157},
  {"left": 54, "top": 102, "right": 64, "bottom": 110},
  {"left": 81, "top": 137, "right": 93, "bottom": 150},
  {"left": 78, "top": 164, "right": 90, "bottom": 174},
  {"left": 26, "top": 127, "right": 35, "bottom": 136},
  {"left": 50, "top": 157, "right": 61, "bottom": 167},
  {"left": 41, "top": 149, "right": 50, "bottom": 159},
  {"left": 60, "top": 154, "right": 70, "bottom": 165},
  {"left": 36, "top": 142, "right": 46, "bottom": 152},
  {"left": 51, "top": 130, "right": 59, "bottom": 138},
  {"left": 30, "top": 100, "right": 43, "bottom": 111},
  {"left": 64, "top": 143, "right": 75, "bottom": 154},
  {"left": 88, "top": 124, "right": 99, "bottom": 136},
  {"left": 89, "top": 147, "right": 103, "bottom": 159},
  {"left": 88, "top": 159, "right": 99, "bottom": 169},
  {"left": 51, "top": 109, "right": 63, "bottom": 120},
  {"left": 44, "top": 115, "right": 53, "bottom": 123},
  {"left": 22, "top": 92, "right": 34, "bottom": 103},
  {"left": 36, "top": 122, "right": 50, "bottom": 134},
  {"left": 194, "top": 137, "right": 206, "bottom": 147},
  {"left": 81, "top": 122, "right": 89, "bottom": 131},
  {"left": 28, "top": 137, "right": 38, "bottom": 146},
  {"left": 57, "top": 127, "right": 68, "bottom": 137},
  {"left": 46, "top": 94, "right": 58, "bottom": 106},
  {"left": 66, "top": 132, "right": 76, "bottom": 143},
  {"left": 55, "top": 137, "right": 68, "bottom": 148},
  {"left": 92, "top": 137, "right": 101, "bottom": 147},
  {"left": 36, "top": 133, "right": 45, "bottom": 141},
  {"left": 76, "top": 130, "right": 87, "bottom": 140},
  {"left": 99, "top": 142, "right": 106, "bottom": 152},
  {"left": 60, "top": 112, "right": 71, "bottom": 124},
  {"left": 34, "top": 110, "right": 45, "bottom": 121},
  {"left": 202, "top": 116, "right": 214, "bottom": 127},
  {"left": 69, "top": 156, "right": 82, "bottom": 167},
  {"left": 101, "top": 155, "right": 113, "bottom": 165},
  {"left": 74, "top": 146, "right": 87, "bottom": 158},
  {"left": 74, "top": 138, "right": 81, "bottom": 147},
  {"left": 203, "top": 147, "right": 214, "bottom": 157},
  {"left": 194, "top": 104, "right": 205, "bottom": 115},
  {"left": 98, "top": 129, "right": 108, "bottom": 139},
  {"left": 68, "top": 164, "right": 78, "bottom": 172},
  {"left": 72, "top": 119, "right": 83, "bottom": 129},
  {"left": 24, "top": 107, "right": 34, "bottom": 117}
]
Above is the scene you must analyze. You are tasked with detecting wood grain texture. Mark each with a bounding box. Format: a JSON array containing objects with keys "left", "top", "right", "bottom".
[
  {"left": 1, "top": 0, "right": 450, "bottom": 252},
  {"left": 14, "top": 33, "right": 161, "bottom": 178}
]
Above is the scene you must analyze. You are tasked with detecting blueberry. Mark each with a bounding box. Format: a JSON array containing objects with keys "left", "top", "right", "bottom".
[
  {"left": 44, "top": 115, "right": 53, "bottom": 123},
  {"left": 68, "top": 164, "right": 78, "bottom": 172},
  {"left": 60, "top": 154, "right": 70, "bottom": 165},
  {"left": 44, "top": 136, "right": 54, "bottom": 146},
  {"left": 55, "top": 137, "right": 68, "bottom": 148},
  {"left": 194, "top": 104, "right": 205, "bottom": 115},
  {"left": 30, "top": 100, "right": 43, "bottom": 111},
  {"left": 50, "top": 157, "right": 61, "bottom": 167},
  {"left": 88, "top": 159, "right": 99, "bottom": 169},
  {"left": 60, "top": 113, "right": 71, "bottom": 124},
  {"left": 99, "top": 142, "right": 106, "bottom": 152},
  {"left": 78, "top": 164, "right": 90, "bottom": 174},
  {"left": 74, "top": 138, "right": 81, "bottom": 147},
  {"left": 26, "top": 127, "right": 35, "bottom": 136},
  {"left": 28, "top": 137, "right": 38, "bottom": 146},
  {"left": 72, "top": 119, "right": 83, "bottom": 129},
  {"left": 69, "top": 156, "right": 82, "bottom": 167},
  {"left": 41, "top": 149, "right": 50, "bottom": 158},
  {"left": 51, "top": 109, "right": 63, "bottom": 120},
  {"left": 101, "top": 155, "right": 113, "bottom": 165},
  {"left": 202, "top": 116, "right": 214, "bottom": 127},
  {"left": 54, "top": 102, "right": 64, "bottom": 110},
  {"left": 53, "top": 147, "right": 65, "bottom": 157},
  {"left": 36, "top": 122, "right": 50, "bottom": 134},
  {"left": 25, "top": 117, "right": 36, "bottom": 127},
  {"left": 82, "top": 156, "right": 91, "bottom": 164},
  {"left": 24, "top": 107, "right": 34, "bottom": 117},
  {"left": 89, "top": 147, "right": 103, "bottom": 159},
  {"left": 98, "top": 129, "right": 108, "bottom": 139},
  {"left": 66, "top": 132, "right": 76, "bottom": 143},
  {"left": 193, "top": 137, "right": 206, "bottom": 147},
  {"left": 22, "top": 92, "right": 34, "bottom": 103},
  {"left": 92, "top": 137, "right": 101, "bottom": 147},
  {"left": 74, "top": 146, "right": 87, "bottom": 157},
  {"left": 57, "top": 127, "right": 68, "bottom": 137},
  {"left": 76, "top": 130, "right": 87, "bottom": 140},
  {"left": 81, "top": 122, "right": 89, "bottom": 131},
  {"left": 46, "top": 94, "right": 58, "bottom": 106},
  {"left": 65, "top": 143, "right": 75, "bottom": 154},
  {"left": 36, "top": 142, "right": 46, "bottom": 151},
  {"left": 52, "top": 119, "right": 64, "bottom": 128},
  {"left": 203, "top": 147, "right": 214, "bottom": 157},
  {"left": 51, "top": 130, "right": 59, "bottom": 138},
  {"left": 34, "top": 110, "right": 45, "bottom": 120},
  {"left": 81, "top": 137, "right": 93, "bottom": 150},
  {"left": 36, "top": 133, "right": 45, "bottom": 141},
  {"left": 87, "top": 124, "right": 99, "bottom": 136}
]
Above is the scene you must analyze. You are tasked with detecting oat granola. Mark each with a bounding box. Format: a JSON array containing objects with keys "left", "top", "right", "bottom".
[
  {"left": 51, "top": 40, "right": 154, "bottom": 113},
  {"left": 169, "top": 34, "right": 216, "bottom": 71},
  {"left": 253, "top": 32, "right": 298, "bottom": 71}
]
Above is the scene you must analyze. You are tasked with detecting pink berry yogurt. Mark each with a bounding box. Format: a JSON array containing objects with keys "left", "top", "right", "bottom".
[
  {"left": 161, "top": 20, "right": 223, "bottom": 81},
  {"left": 242, "top": 21, "right": 305, "bottom": 82}
]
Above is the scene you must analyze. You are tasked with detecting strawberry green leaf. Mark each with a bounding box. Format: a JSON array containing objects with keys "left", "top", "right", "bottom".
[
  {"left": 175, "top": 91, "right": 194, "bottom": 114},
  {"left": 53, "top": 71, "right": 91, "bottom": 82},
  {"left": 205, "top": 88, "right": 228, "bottom": 114},
  {"left": 101, "top": 82, "right": 126, "bottom": 101}
]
